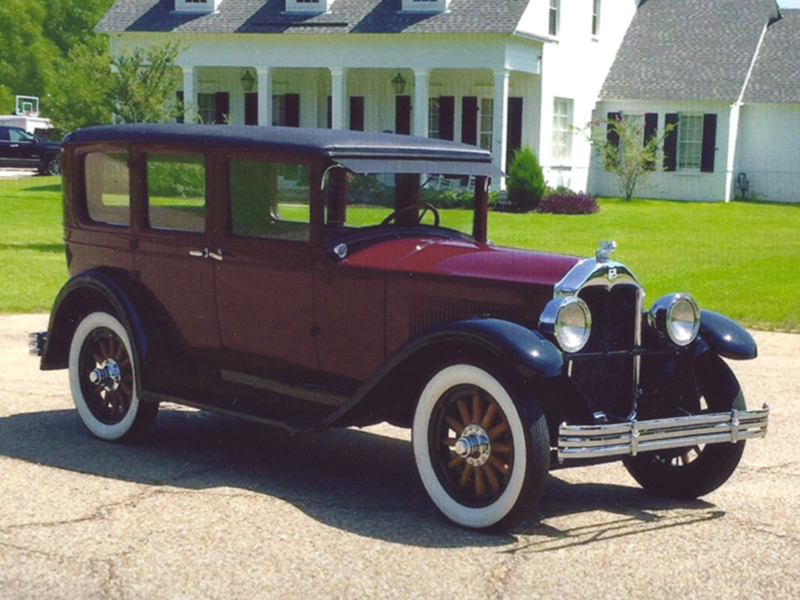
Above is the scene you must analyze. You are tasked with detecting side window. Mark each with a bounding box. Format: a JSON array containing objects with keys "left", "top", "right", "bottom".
[
  {"left": 229, "top": 158, "right": 310, "bottom": 241},
  {"left": 146, "top": 153, "right": 206, "bottom": 232},
  {"left": 84, "top": 152, "right": 130, "bottom": 226}
]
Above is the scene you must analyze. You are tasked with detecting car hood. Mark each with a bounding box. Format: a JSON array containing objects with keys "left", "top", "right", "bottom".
[{"left": 342, "top": 237, "right": 581, "bottom": 287}]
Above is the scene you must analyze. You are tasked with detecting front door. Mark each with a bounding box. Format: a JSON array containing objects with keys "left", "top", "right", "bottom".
[{"left": 213, "top": 156, "right": 318, "bottom": 373}]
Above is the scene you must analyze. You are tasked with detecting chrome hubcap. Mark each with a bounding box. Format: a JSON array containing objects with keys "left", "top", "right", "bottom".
[
  {"left": 454, "top": 424, "right": 491, "bottom": 467},
  {"left": 88, "top": 358, "right": 122, "bottom": 393}
]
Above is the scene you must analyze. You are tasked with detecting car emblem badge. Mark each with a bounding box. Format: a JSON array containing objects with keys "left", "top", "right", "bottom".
[{"left": 608, "top": 267, "right": 618, "bottom": 281}]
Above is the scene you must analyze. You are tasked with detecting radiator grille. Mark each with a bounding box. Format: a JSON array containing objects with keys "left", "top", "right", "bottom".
[{"left": 569, "top": 283, "right": 640, "bottom": 417}]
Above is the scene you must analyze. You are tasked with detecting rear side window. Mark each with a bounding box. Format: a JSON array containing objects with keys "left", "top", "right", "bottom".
[
  {"left": 84, "top": 152, "right": 130, "bottom": 226},
  {"left": 146, "top": 153, "right": 206, "bottom": 232}
]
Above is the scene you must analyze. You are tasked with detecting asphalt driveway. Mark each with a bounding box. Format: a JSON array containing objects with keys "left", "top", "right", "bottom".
[{"left": 1, "top": 314, "right": 798, "bottom": 599}]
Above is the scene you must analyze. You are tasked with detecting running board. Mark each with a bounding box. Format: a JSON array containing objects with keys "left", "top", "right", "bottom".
[{"left": 557, "top": 404, "right": 770, "bottom": 463}]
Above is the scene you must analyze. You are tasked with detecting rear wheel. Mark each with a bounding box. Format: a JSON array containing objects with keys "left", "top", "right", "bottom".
[
  {"left": 623, "top": 355, "right": 746, "bottom": 498},
  {"left": 69, "top": 312, "right": 158, "bottom": 442},
  {"left": 412, "top": 364, "right": 549, "bottom": 530},
  {"left": 41, "top": 155, "right": 61, "bottom": 176}
]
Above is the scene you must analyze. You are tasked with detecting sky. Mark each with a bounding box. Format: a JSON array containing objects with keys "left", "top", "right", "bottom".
[{"left": 779, "top": 0, "right": 800, "bottom": 7}]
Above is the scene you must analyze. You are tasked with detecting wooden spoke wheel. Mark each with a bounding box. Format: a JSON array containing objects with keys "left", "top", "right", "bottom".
[
  {"left": 69, "top": 312, "right": 158, "bottom": 442},
  {"left": 413, "top": 364, "right": 549, "bottom": 531}
]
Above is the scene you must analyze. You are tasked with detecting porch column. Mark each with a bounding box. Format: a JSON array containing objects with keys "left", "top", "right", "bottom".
[
  {"left": 413, "top": 69, "right": 430, "bottom": 137},
  {"left": 330, "top": 68, "right": 347, "bottom": 130},
  {"left": 182, "top": 66, "right": 197, "bottom": 123},
  {"left": 493, "top": 69, "right": 510, "bottom": 175},
  {"left": 257, "top": 66, "right": 273, "bottom": 127}
]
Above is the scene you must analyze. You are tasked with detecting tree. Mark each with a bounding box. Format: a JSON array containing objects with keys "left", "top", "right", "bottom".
[
  {"left": 48, "top": 41, "right": 182, "bottom": 131},
  {"left": 506, "top": 146, "right": 546, "bottom": 212},
  {"left": 582, "top": 115, "right": 675, "bottom": 202},
  {"left": 109, "top": 42, "right": 182, "bottom": 124}
]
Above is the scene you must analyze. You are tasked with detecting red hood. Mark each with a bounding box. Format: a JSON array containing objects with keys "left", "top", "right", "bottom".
[{"left": 342, "top": 238, "right": 582, "bottom": 287}]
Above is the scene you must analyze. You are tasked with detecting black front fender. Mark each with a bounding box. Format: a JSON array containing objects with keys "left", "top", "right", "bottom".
[
  {"left": 324, "top": 318, "right": 565, "bottom": 428},
  {"left": 699, "top": 310, "right": 757, "bottom": 360}
]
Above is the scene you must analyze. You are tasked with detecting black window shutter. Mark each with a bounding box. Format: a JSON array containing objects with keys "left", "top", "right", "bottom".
[
  {"left": 327, "top": 96, "right": 332, "bottom": 129},
  {"left": 507, "top": 97, "right": 523, "bottom": 167},
  {"left": 176, "top": 91, "right": 184, "bottom": 123},
  {"left": 664, "top": 113, "right": 679, "bottom": 172},
  {"left": 395, "top": 95, "right": 411, "bottom": 135},
  {"left": 606, "top": 112, "right": 621, "bottom": 148},
  {"left": 644, "top": 113, "right": 658, "bottom": 170},
  {"left": 285, "top": 93, "right": 300, "bottom": 127},
  {"left": 461, "top": 96, "right": 478, "bottom": 145},
  {"left": 215, "top": 92, "right": 229, "bottom": 125},
  {"left": 701, "top": 113, "right": 717, "bottom": 173},
  {"left": 439, "top": 96, "right": 455, "bottom": 141},
  {"left": 244, "top": 93, "right": 258, "bottom": 126},
  {"left": 349, "top": 96, "right": 365, "bottom": 131}
]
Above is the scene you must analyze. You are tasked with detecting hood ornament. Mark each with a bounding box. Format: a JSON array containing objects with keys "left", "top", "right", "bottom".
[{"left": 596, "top": 240, "right": 617, "bottom": 263}]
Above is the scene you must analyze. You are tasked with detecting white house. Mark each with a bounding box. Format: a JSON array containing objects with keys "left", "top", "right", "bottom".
[
  {"left": 96, "top": 0, "right": 639, "bottom": 190},
  {"left": 594, "top": 0, "right": 800, "bottom": 203}
]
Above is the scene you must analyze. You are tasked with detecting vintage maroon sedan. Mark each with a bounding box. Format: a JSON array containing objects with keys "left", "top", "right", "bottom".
[{"left": 32, "top": 124, "right": 769, "bottom": 530}]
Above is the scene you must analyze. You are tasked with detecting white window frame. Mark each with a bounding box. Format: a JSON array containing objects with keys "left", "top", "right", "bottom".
[
  {"left": 549, "top": 0, "right": 560, "bottom": 36},
  {"left": 402, "top": 0, "right": 450, "bottom": 13},
  {"left": 272, "top": 95, "right": 287, "bottom": 127},
  {"left": 285, "top": 0, "right": 334, "bottom": 13},
  {"left": 592, "top": 0, "right": 601, "bottom": 37},
  {"left": 552, "top": 98, "right": 574, "bottom": 162},
  {"left": 175, "top": 0, "right": 222, "bottom": 14},
  {"left": 479, "top": 98, "right": 493, "bottom": 152},
  {"left": 678, "top": 113, "right": 703, "bottom": 171}
]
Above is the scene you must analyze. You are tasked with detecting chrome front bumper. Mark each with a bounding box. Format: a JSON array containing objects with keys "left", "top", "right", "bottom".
[{"left": 557, "top": 404, "right": 770, "bottom": 462}]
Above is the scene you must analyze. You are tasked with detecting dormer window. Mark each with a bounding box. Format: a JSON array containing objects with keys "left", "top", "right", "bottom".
[
  {"left": 175, "top": 0, "right": 223, "bottom": 13},
  {"left": 402, "top": 0, "right": 450, "bottom": 13},
  {"left": 286, "top": 0, "right": 334, "bottom": 13}
]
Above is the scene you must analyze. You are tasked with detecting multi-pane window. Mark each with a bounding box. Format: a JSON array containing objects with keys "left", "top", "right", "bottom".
[
  {"left": 552, "top": 98, "right": 573, "bottom": 162},
  {"left": 273, "top": 95, "right": 286, "bottom": 127},
  {"left": 678, "top": 114, "right": 703, "bottom": 170},
  {"left": 197, "top": 93, "right": 215, "bottom": 124},
  {"left": 428, "top": 97, "right": 441, "bottom": 139},
  {"left": 146, "top": 154, "right": 206, "bottom": 233},
  {"left": 549, "top": 0, "right": 559, "bottom": 36},
  {"left": 480, "top": 98, "right": 493, "bottom": 151},
  {"left": 592, "top": 0, "right": 601, "bottom": 36}
]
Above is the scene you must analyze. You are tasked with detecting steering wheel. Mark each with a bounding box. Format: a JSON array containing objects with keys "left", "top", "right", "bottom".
[{"left": 380, "top": 203, "right": 440, "bottom": 227}]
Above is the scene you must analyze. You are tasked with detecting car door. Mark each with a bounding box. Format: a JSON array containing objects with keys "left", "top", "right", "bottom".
[
  {"left": 6, "top": 128, "right": 40, "bottom": 168},
  {"left": 213, "top": 155, "right": 318, "bottom": 374},
  {"left": 133, "top": 150, "right": 220, "bottom": 351}
]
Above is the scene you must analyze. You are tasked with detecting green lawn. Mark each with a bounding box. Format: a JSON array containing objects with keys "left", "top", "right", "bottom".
[{"left": 2, "top": 176, "right": 798, "bottom": 332}]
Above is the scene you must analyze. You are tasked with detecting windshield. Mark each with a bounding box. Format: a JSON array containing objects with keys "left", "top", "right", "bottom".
[{"left": 329, "top": 172, "right": 477, "bottom": 235}]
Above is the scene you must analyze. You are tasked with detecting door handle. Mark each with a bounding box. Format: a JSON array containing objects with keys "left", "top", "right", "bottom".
[{"left": 189, "top": 248, "right": 224, "bottom": 261}]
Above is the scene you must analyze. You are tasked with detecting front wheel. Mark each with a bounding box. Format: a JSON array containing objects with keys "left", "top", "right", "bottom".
[
  {"left": 41, "top": 156, "right": 61, "bottom": 176},
  {"left": 412, "top": 364, "right": 549, "bottom": 531},
  {"left": 623, "top": 355, "right": 746, "bottom": 499},
  {"left": 69, "top": 312, "right": 158, "bottom": 442}
]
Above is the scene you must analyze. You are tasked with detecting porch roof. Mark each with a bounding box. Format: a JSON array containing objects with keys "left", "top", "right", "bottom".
[{"left": 96, "top": 0, "right": 531, "bottom": 36}]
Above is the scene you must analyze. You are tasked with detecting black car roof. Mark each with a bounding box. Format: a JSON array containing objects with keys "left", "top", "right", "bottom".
[{"left": 64, "top": 123, "right": 503, "bottom": 177}]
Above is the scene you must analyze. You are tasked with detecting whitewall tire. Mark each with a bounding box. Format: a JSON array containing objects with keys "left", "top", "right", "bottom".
[
  {"left": 412, "top": 364, "right": 549, "bottom": 530},
  {"left": 69, "top": 312, "right": 157, "bottom": 442}
]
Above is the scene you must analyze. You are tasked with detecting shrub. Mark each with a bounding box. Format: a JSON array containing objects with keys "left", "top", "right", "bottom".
[
  {"left": 537, "top": 190, "right": 600, "bottom": 215},
  {"left": 506, "top": 147, "right": 546, "bottom": 212}
]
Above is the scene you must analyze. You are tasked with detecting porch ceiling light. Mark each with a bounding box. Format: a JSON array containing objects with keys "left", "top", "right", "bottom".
[
  {"left": 391, "top": 72, "right": 406, "bottom": 95},
  {"left": 240, "top": 69, "right": 256, "bottom": 93}
]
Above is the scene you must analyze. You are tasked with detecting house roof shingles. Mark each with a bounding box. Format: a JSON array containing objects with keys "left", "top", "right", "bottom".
[
  {"left": 600, "top": 0, "right": 778, "bottom": 102},
  {"left": 743, "top": 9, "right": 800, "bottom": 103},
  {"left": 95, "top": 0, "right": 531, "bottom": 36}
]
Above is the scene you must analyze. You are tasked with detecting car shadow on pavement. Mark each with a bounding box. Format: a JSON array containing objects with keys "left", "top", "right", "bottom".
[{"left": 0, "top": 405, "right": 718, "bottom": 547}]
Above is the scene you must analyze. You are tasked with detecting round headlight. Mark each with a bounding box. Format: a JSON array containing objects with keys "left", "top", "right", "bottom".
[
  {"left": 649, "top": 293, "right": 700, "bottom": 346},
  {"left": 540, "top": 296, "right": 592, "bottom": 353}
]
